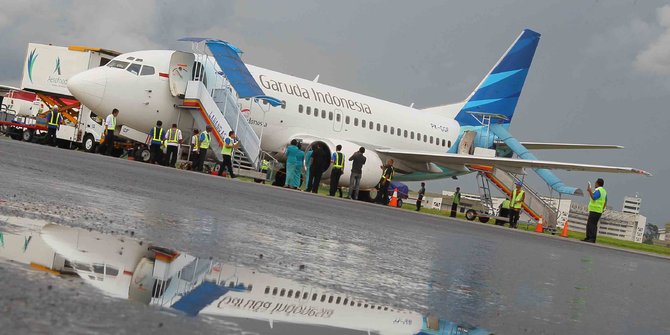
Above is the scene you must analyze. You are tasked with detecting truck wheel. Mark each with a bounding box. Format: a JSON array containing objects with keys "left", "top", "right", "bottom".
[
  {"left": 478, "top": 216, "right": 490, "bottom": 223},
  {"left": 22, "top": 129, "right": 34, "bottom": 142},
  {"left": 465, "top": 209, "right": 477, "bottom": 221},
  {"left": 136, "top": 148, "right": 151, "bottom": 163},
  {"left": 82, "top": 134, "right": 97, "bottom": 152}
]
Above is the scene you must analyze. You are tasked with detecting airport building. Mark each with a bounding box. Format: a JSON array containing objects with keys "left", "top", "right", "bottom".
[{"left": 440, "top": 190, "right": 647, "bottom": 243}]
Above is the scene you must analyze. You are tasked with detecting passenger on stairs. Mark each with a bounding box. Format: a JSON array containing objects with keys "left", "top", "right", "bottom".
[
  {"left": 164, "top": 123, "right": 182, "bottom": 168},
  {"left": 146, "top": 120, "right": 164, "bottom": 165},
  {"left": 218, "top": 130, "right": 240, "bottom": 178}
]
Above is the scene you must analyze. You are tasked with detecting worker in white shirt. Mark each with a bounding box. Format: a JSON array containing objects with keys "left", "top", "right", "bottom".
[
  {"left": 104, "top": 109, "right": 119, "bottom": 156},
  {"left": 190, "top": 128, "right": 200, "bottom": 170},
  {"left": 163, "top": 123, "right": 183, "bottom": 168}
]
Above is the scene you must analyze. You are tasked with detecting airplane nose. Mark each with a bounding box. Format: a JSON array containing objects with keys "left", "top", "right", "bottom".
[{"left": 67, "top": 68, "right": 107, "bottom": 110}]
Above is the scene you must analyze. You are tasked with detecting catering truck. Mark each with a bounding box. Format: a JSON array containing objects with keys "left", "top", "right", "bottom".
[{"left": 0, "top": 43, "right": 149, "bottom": 158}]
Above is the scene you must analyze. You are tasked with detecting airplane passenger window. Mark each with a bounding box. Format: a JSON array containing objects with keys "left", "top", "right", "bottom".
[
  {"left": 390, "top": 126, "right": 394, "bottom": 135},
  {"left": 350, "top": 301, "right": 355, "bottom": 306},
  {"left": 383, "top": 125, "right": 387, "bottom": 133},
  {"left": 312, "top": 293, "right": 318, "bottom": 301},
  {"left": 448, "top": 140, "right": 452, "bottom": 148},
  {"left": 281, "top": 101, "right": 286, "bottom": 109},
  {"left": 442, "top": 139, "right": 446, "bottom": 147},
  {"left": 314, "top": 108, "right": 319, "bottom": 118},
  {"left": 126, "top": 63, "right": 141, "bottom": 75},
  {"left": 321, "top": 295, "right": 326, "bottom": 302},
  {"left": 287, "top": 290, "right": 293, "bottom": 298},
  {"left": 135, "top": 58, "right": 143, "bottom": 62},
  {"left": 404, "top": 130, "right": 408, "bottom": 138},
  {"left": 354, "top": 118, "right": 358, "bottom": 126},
  {"left": 126, "top": 57, "right": 135, "bottom": 60},
  {"left": 322, "top": 110, "right": 326, "bottom": 119},
  {"left": 140, "top": 65, "right": 155, "bottom": 76},
  {"left": 280, "top": 289, "right": 286, "bottom": 297},
  {"left": 303, "top": 292, "right": 308, "bottom": 299},
  {"left": 369, "top": 122, "right": 374, "bottom": 130},
  {"left": 336, "top": 297, "right": 341, "bottom": 304},
  {"left": 273, "top": 287, "right": 278, "bottom": 295},
  {"left": 328, "top": 296, "right": 334, "bottom": 303},
  {"left": 376, "top": 124, "right": 380, "bottom": 131},
  {"left": 345, "top": 116, "right": 350, "bottom": 124},
  {"left": 362, "top": 120, "right": 366, "bottom": 128},
  {"left": 306, "top": 106, "right": 311, "bottom": 115},
  {"left": 423, "top": 134, "right": 427, "bottom": 142},
  {"left": 417, "top": 132, "right": 421, "bottom": 141},
  {"left": 336, "top": 114, "right": 341, "bottom": 122},
  {"left": 343, "top": 298, "right": 349, "bottom": 305},
  {"left": 398, "top": 129, "right": 402, "bottom": 137},
  {"left": 357, "top": 302, "right": 362, "bottom": 307},
  {"left": 107, "top": 60, "right": 130, "bottom": 69},
  {"left": 105, "top": 266, "right": 119, "bottom": 276},
  {"left": 430, "top": 136, "right": 434, "bottom": 144},
  {"left": 247, "top": 284, "right": 253, "bottom": 291},
  {"left": 265, "top": 286, "right": 271, "bottom": 294},
  {"left": 299, "top": 105, "right": 303, "bottom": 113},
  {"left": 295, "top": 290, "right": 300, "bottom": 298},
  {"left": 410, "top": 131, "right": 414, "bottom": 139}
]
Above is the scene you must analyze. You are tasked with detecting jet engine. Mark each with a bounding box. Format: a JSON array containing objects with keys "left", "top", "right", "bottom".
[{"left": 305, "top": 139, "right": 384, "bottom": 190}]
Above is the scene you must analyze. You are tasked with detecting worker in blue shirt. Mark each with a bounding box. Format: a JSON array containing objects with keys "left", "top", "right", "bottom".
[
  {"left": 146, "top": 120, "right": 164, "bottom": 164},
  {"left": 45, "top": 106, "right": 63, "bottom": 146}
]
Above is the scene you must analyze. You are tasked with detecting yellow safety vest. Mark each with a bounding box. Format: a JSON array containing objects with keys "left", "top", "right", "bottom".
[
  {"left": 221, "top": 137, "right": 234, "bottom": 156},
  {"left": 261, "top": 159, "right": 269, "bottom": 171},
  {"left": 152, "top": 127, "right": 163, "bottom": 143},
  {"left": 381, "top": 166, "right": 394, "bottom": 181},
  {"left": 200, "top": 132, "right": 211, "bottom": 149},
  {"left": 192, "top": 134, "right": 199, "bottom": 150},
  {"left": 501, "top": 199, "right": 510, "bottom": 209},
  {"left": 588, "top": 187, "right": 607, "bottom": 214},
  {"left": 167, "top": 129, "right": 179, "bottom": 143},
  {"left": 333, "top": 152, "right": 344, "bottom": 169},
  {"left": 48, "top": 110, "right": 60, "bottom": 126},
  {"left": 108, "top": 116, "right": 116, "bottom": 131},
  {"left": 511, "top": 189, "right": 525, "bottom": 209}
]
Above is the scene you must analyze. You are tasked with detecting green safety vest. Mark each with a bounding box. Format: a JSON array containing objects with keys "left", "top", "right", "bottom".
[
  {"left": 501, "top": 199, "right": 511, "bottom": 209},
  {"left": 453, "top": 192, "right": 461, "bottom": 205},
  {"left": 588, "top": 187, "right": 607, "bottom": 214},
  {"left": 333, "top": 152, "right": 344, "bottom": 169},
  {"left": 167, "top": 129, "right": 179, "bottom": 143},
  {"left": 200, "top": 132, "right": 210, "bottom": 149},
  {"left": 381, "top": 166, "right": 394, "bottom": 181},
  {"left": 192, "top": 134, "right": 199, "bottom": 150},
  {"left": 511, "top": 189, "right": 525, "bottom": 209},
  {"left": 261, "top": 159, "right": 269, "bottom": 171},
  {"left": 221, "top": 137, "right": 234, "bottom": 156},
  {"left": 48, "top": 110, "right": 60, "bottom": 126},
  {"left": 108, "top": 116, "right": 116, "bottom": 131},
  {"left": 152, "top": 127, "right": 163, "bottom": 143}
]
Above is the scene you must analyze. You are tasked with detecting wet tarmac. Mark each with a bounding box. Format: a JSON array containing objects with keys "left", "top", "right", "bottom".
[{"left": 1, "top": 139, "right": 670, "bottom": 334}]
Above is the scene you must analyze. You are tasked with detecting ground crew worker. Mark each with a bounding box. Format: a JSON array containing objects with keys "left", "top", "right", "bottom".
[
  {"left": 416, "top": 182, "right": 426, "bottom": 211},
  {"left": 218, "top": 130, "right": 240, "bottom": 178},
  {"left": 304, "top": 147, "right": 313, "bottom": 191},
  {"left": 164, "top": 123, "right": 182, "bottom": 168},
  {"left": 260, "top": 159, "right": 270, "bottom": 184},
  {"left": 450, "top": 187, "right": 461, "bottom": 217},
  {"left": 196, "top": 125, "right": 212, "bottom": 172},
  {"left": 347, "top": 147, "right": 366, "bottom": 200},
  {"left": 375, "top": 159, "right": 394, "bottom": 205},
  {"left": 103, "top": 109, "right": 119, "bottom": 156},
  {"left": 190, "top": 129, "right": 200, "bottom": 170},
  {"left": 496, "top": 197, "right": 511, "bottom": 226},
  {"left": 329, "top": 145, "right": 345, "bottom": 196},
  {"left": 509, "top": 181, "right": 525, "bottom": 229},
  {"left": 307, "top": 143, "right": 329, "bottom": 193},
  {"left": 46, "top": 106, "right": 63, "bottom": 147},
  {"left": 584, "top": 178, "right": 607, "bottom": 243},
  {"left": 146, "top": 120, "right": 164, "bottom": 164}
]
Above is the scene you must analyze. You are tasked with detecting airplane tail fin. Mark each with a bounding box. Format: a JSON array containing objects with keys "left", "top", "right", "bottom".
[{"left": 454, "top": 29, "right": 541, "bottom": 126}]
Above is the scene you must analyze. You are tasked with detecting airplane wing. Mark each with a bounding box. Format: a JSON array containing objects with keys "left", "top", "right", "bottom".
[
  {"left": 375, "top": 149, "right": 652, "bottom": 176},
  {"left": 516, "top": 142, "right": 624, "bottom": 150}
]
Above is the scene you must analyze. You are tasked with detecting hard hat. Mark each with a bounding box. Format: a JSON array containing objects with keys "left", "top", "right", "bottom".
[{"left": 515, "top": 181, "right": 523, "bottom": 186}]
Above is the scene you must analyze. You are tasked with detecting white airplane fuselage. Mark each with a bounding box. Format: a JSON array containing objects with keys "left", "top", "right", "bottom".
[{"left": 68, "top": 50, "right": 464, "bottom": 187}]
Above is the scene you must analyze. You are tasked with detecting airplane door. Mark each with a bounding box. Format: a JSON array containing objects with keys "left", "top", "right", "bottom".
[
  {"left": 458, "top": 130, "right": 477, "bottom": 155},
  {"left": 168, "top": 51, "right": 195, "bottom": 97},
  {"left": 333, "top": 109, "right": 343, "bottom": 132}
]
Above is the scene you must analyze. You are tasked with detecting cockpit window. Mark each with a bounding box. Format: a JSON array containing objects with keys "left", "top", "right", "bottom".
[
  {"left": 126, "top": 57, "right": 135, "bottom": 61},
  {"left": 126, "top": 63, "right": 142, "bottom": 75},
  {"left": 107, "top": 60, "right": 130, "bottom": 69},
  {"left": 140, "top": 65, "right": 155, "bottom": 76}
]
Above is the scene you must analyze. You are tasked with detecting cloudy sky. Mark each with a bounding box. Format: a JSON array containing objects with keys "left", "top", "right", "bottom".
[{"left": 1, "top": 0, "right": 668, "bottom": 224}]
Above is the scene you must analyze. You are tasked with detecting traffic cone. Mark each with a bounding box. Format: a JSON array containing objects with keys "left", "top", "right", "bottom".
[
  {"left": 560, "top": 220, "right": 569, "bottom": 237},
  {"left": 389, "top": 188, "right": 398, "bottom": 207},
  {"left": 534, "top": 216, "right": 544, "bottom": 233}
]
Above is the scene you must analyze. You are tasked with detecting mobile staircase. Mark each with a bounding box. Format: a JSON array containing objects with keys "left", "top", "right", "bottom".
[{"left": 178, "top": 38, "right": 282, "bottom": 179}]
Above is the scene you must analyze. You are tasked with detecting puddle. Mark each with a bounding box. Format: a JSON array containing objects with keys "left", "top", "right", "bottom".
[{"left": 0, "top": 216, "right": 490, "bottom": 335}]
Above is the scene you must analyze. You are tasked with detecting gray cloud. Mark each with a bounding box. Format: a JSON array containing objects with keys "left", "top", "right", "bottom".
[{"left": 635, "top": 5, "right": 670, "bottom": 75}]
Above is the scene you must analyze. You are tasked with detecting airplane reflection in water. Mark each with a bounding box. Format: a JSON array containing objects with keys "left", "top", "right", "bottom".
[{"left": 0, "top": 218, "right": 491, "bottom": 335}]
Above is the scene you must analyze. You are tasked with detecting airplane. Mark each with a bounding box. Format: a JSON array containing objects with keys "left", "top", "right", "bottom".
[
  {"left": 66, "top": 29, "right": 650, "bottom": 199},
  {"left": 37, "top": 223, "right": 492, "bottom": 334}
]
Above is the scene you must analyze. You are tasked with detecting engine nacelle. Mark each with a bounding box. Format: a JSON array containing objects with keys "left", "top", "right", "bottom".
[{"left": 307, "top": 139, "right": 384, "bottom": 190}]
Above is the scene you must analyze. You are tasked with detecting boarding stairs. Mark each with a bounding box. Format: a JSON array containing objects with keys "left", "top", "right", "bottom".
[
  {"left": 478, "top": 167, "right": 559, "bottom": 230},
  {"left": 182, "top": 81, "right": 266, "bottom": 179}
]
